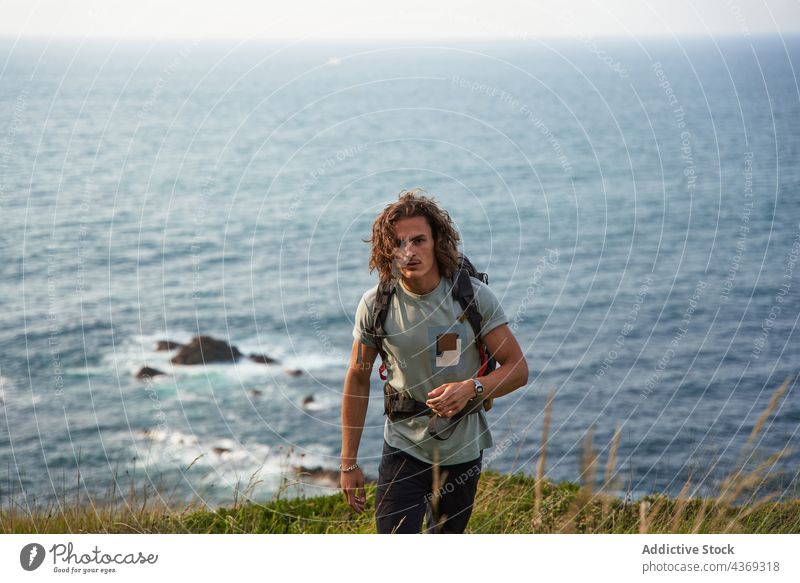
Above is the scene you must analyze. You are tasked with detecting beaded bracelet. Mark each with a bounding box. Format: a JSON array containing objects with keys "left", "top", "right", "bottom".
[{"left": 339, "top": 462, "right": 360, "bottom": 472}]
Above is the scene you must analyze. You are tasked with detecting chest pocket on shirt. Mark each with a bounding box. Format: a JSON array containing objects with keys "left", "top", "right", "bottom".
[{"left": 427, "top": 322, "right": 469, "bottom": 375}]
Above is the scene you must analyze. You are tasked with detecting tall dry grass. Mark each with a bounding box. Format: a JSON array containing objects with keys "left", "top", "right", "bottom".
[{"left": 469, "top": 374, "right": 797, "bottom": 534}]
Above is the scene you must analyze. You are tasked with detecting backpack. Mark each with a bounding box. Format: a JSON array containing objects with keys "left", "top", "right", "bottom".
[{"left": 367, "top": 252, "right": 497, "bottom": 411}]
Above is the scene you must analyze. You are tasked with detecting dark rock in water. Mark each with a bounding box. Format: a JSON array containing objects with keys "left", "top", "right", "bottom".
[
  {"left": 302, "top": 395, "right": 315, "bottom": 407},
  {"left": 285, "top": 368, "right": 303, "bottom": 377},
  {"left": 155, "top": 340, "right": 184, "bottom": 351},
  {"left": 170, "top": 335, "right": 243, "bottom": 365},
  {"left": 293, "top": 465, "right": 376, "bottom": 487},
  {"left": 139, "top": 429, "right": 196, "bottom": 445},
  {"left": 136, "top": 366, "right": 165, "bottom": 380},
  {"left": 212, "top": 447, "right": 231, "bottom": 456},
  {"left": 249, "top": 353, "right": 279, "bottom": 364},
  {"left": 293, "top": 465, "right": 340, "bottom": 487},
  {"left": 250, "top": 389, "right": 263, "bottom": 397}
]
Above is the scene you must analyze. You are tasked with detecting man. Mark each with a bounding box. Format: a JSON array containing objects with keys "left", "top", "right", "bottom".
[{"left": 340, "top": 188, "right": 529, "bottom": 533}]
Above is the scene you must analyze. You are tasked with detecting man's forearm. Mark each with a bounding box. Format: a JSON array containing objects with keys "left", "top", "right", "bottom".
[
  {"left": 476, "top": 356, "right": 529, "bottom": 401},
  {"left": 341, "top": 374, "right": 370, "bottom": 465}
]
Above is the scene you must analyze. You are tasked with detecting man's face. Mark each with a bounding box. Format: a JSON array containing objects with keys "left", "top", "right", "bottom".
[{"left": 392, "top": 215, "right": 437, "bottom": 281}]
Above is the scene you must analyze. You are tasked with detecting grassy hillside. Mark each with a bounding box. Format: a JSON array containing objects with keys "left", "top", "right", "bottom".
[{"left": 2, "top": 468, "right": 799, "bottom": 534}]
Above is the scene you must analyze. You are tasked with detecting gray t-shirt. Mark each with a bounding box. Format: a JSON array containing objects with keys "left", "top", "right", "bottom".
[{"left": 352, "top": 274, "right": 508, "bottom": 465}]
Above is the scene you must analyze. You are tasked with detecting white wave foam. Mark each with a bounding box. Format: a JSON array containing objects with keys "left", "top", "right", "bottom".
[
  {"left": 73, "top": 334, "right": 349, "bottom": 409},
  {"left": 279, "top": 350, "right": 346, "bottom": 371},
  {"left": 130, "top": 329, "right": 198, "bottom": 349},
  {"left": 128, "top": 427, "right": 334, "bottom": 499},
  {"left": 0, "top": 375, "right": 10, "bottom": 401},
  {"left": 0, "top": 376, "right": 44, "bottom": 410}
]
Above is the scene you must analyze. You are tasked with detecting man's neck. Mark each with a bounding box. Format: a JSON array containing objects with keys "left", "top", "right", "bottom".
[{"left": 401, "top": 272, "right": 441, "bottom": 296}]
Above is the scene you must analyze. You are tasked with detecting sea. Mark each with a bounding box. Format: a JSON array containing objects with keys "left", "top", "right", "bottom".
[{"left": 1, "top": 35, "right": 799, "bottom": 510}]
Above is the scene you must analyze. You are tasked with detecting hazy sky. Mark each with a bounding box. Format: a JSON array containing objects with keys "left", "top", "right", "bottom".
[{"left": 1, "top": 0, "right": 799, "bottom": 39}]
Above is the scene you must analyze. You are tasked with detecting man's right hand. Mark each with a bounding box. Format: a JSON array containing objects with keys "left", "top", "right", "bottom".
[{"left": 340, "top": 467, "right": 366, "bottom": 513}]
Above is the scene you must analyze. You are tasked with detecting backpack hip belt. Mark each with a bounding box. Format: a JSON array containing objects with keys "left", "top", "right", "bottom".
[
  {"left": 384, "top": 382, "right": 491, "bottom": 441},
  {"left": 383, "top": 382, "right": 433, "bottom": 421}
]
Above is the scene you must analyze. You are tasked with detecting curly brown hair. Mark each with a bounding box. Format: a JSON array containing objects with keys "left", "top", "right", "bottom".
[{"left": 365, "top": 188, "right": 461, "bottom": 283}]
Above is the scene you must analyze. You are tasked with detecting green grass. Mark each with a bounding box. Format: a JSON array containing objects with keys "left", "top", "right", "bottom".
[{"left": 2, "top": 468, "right": 799, "bottom": 534}]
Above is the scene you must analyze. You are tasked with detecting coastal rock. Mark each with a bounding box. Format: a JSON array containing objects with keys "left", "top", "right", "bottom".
[
  {"left": 285, "top": 368, "right": 303, "bottom": 377},
  {"left": 212, "top": 447, "right": 231, "bottom": 456},
  {"left": 293, "top": 465, "right": 341, "bottom": 487},
  {"left": 302, "top": 395, "right": 315, "bottom": 407},
  {"left": 170, "top": 335, "right": 243, "bottom": 365},
  {"left": 135, "top": 366, "right": 165, "bottom": 380},
  {"left": 293, "top": 465, "right": 376, "bottom": 487},
  {"left": 155, "top": 340, "right": 184, "bottom": 351},
  {"left": 250, "top": 389, "right": 263, "bottom": 397},
  {"left": 249, "top": 353, "right": 279, "bottom": 364}
]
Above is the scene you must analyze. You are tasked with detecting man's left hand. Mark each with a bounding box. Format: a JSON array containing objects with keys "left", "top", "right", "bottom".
[{"left": 426, "top": 380, "right": 474, "bottom": 418}]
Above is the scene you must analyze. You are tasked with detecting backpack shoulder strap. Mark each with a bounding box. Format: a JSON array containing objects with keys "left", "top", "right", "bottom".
[
  {"left": 452, "top": 269, "right": 483, "bottom": 341},
  {"left": 369, "top": 280, "right": 396, "bottom": 360},
  {"left": 452, "top": 264, "right": 496, "bottom": 378}
]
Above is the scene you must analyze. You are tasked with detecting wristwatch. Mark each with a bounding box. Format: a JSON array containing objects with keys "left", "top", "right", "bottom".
[{"left": 471, "top": 378, "right": 484, "bottom": 399}]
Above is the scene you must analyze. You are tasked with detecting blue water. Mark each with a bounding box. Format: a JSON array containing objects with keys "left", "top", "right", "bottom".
[{"left": 1, "top": 36, "right": 799, "bottom": 510}]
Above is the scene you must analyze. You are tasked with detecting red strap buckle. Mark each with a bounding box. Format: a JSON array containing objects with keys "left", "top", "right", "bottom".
[{"left": 476, "top": 344, "right": 489, "bottom": 377}]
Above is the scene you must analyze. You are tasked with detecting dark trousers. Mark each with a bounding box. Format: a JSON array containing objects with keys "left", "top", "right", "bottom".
[{"left": 374, "top": 440, "right": 483, "bottom": 534}]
